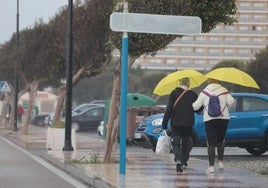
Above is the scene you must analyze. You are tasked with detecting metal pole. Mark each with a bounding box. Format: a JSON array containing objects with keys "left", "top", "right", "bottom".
[
  {"left": 13, "top": 0, "right": 19, "bottom": 132},
  {"left": 119, "top": 2, "right": 128, "bottom": 175},
  {"left": 63, "top": 0, "right": 74, "bottom": 151}
]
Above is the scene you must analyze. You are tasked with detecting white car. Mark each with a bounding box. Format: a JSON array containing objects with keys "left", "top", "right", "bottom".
[{"left": 98, "top": 121, "right": 104, "bottom": 136}]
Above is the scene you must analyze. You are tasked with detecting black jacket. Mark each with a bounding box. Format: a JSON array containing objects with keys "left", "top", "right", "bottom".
[{"left": 162, "top": 87, "right": 197, "bottom": 130}]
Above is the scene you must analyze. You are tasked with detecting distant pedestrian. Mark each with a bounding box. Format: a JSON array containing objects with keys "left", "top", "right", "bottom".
[
  {"left": 17, "top": 104, "right": 24, "bottom": 123},
  {"left": 162, "top": 77, "right": 198, "bottom": 172},
  {"left": 192, "top": 78, "right": 234, "bottom": 174}
]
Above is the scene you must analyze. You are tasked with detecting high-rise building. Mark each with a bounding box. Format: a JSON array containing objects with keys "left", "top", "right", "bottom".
[{"left": 134, "top": 0, "right": 268, "bottom": 71}]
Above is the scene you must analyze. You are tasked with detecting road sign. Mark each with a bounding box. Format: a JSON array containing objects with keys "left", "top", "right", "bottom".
[
  {"left": 110, "top": 12, "right": 202, "bottom": 35},
  {"left": 0, "top": 81, "right": 11, "bottom": 93}
]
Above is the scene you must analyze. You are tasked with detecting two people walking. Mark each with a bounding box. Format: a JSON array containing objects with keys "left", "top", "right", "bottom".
[{"left": 162, "top": 77, "right": 234, "bottom": 174}]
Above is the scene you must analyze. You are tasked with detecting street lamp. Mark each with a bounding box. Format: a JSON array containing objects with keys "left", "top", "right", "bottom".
[
  {"left": 63, "top": 0, "right": 74, "bottom": 151},
  {"left": 13, "top": 0, "right": 19, "bottom": 132}
]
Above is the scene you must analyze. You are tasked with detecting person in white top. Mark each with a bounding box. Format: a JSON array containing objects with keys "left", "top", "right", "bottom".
[{"left": 192, "top": 78, "right": 235, "bottom": 174}]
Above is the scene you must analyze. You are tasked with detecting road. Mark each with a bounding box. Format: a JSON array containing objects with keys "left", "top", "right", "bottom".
[{"left": 0, "top": 136, "right": 88, "bottom": 188}]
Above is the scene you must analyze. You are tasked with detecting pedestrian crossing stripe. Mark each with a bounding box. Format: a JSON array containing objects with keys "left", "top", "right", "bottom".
[{"left": 0, "top": 81, "right": 11, "bottom": 93}]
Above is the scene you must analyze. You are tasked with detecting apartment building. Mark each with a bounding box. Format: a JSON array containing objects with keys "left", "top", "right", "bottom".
[{"left": 134, "top": 0, "right": 268, "bottom": 71}]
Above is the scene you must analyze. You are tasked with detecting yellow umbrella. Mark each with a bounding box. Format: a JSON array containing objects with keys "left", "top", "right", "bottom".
[
  {"left": 153, "top": 69, "right": 206, "bottom": 96},
  {"left": 205, "top": 67, "right": 260, "bottom": 89}
]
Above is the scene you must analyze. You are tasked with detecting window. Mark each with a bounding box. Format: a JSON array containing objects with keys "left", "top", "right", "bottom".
[
  {"left": 229, "top": 98, "right": 237, "bottom": 113},
  {"left": 209, "top": 48, "right": 219, "bottom": 53},
  {"left": 225, "top": 25, "right": 235, "bottom": 30},
  {"left": 209, "top": 37, "right": 219, "bottom": 42},
  {"left": 253, "top": 14, "right": 264, "bottom": 19},
  {"left": 239, "top": 14, "right": 251, "bottom": 19},
  {"left": 194, "top": 60, "right": 205, "bottom": 65},
  {"left": 254, "top": 3, "right": 264, "bottom": 7},
  {"left": 166, "top": 59, "right": 176, "bottom": 64},
  {"left": 181, "top": 36, "right": 192, "bottom": 41},
  {"left": 85, "top": 108, "right": 103, "bottom": 117},
  {"left": 225, "top": 37, "right": 235, "bottom": 42},
  {"left": 238, "top": 49, "right": 250, "bottom": 54},
  {"left": 240, "top": 2, "right": 251, "bottom": 7},
  {"left": 255, "top": 26, "right": 263, "bottom": 31},
  {"left": 224, "top": 49, "right": 234, "bottom": 53},
  {"left": 252, "top": 37, "right": 262, "bottom": 43},
  {"left": 239, "top": 26, "right": 250, "bottom": 31},
  {"left": 181, "top": 59, "right": 190, "bottom": 64},
  {"left": 195, "top": 36, "right": 206, "bottom": 41},
  {"left": 181, "top": 48, "right": 192, "bottom": 52},
  {"left": 239, "top": 37, "right": 250, "bottom": 42},
  {"left": 195, "top": 48, "right": 205, "bottom": 53},
  {"left": 242, "top": 97, "right": 268, "bottom": 111}
]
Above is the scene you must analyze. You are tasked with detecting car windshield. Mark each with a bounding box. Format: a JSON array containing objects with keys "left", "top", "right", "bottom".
[
  {"left": 77, "top": 105, "right": 104, "bottom": 115},
  {"left": 72, "top": 103, "right": 96, "bottom": 114}
]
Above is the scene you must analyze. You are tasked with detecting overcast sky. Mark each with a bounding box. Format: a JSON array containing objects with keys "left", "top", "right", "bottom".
[{"left": 0, "top": 0, "right": 68, "bottom": 44}]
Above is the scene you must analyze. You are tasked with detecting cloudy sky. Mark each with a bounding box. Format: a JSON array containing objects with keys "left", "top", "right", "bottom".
[{"left": 0, "top": 0, "right": 68, "bottom": 44}]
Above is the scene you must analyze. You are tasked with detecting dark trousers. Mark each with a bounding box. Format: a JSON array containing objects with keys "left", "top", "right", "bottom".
[
  {"left": 171, "top": 126, "right": 193, "bottom": 165},
  {"left": 205, "top": 119, "right": 229, "bottom": 166},
  {"left": 18, "top": 115, "right": 22, "bottom": 123}
]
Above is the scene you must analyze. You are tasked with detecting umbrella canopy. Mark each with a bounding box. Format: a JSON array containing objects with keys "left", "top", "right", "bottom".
[
  {"left": 153, "top": 69, "right": 206, "bottom": 96},
  {"left": 127, "top": 93, "right": 155, "bottom": 107},
  {"left": 205, "top": 67, "right": 260, "bottom": 89}
]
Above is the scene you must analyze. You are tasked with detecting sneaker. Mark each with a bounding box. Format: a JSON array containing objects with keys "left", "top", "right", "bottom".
[
  {"left": 182, "top": 163, "right": 188, "bottom": 169},
  {"left": 218, "top": 162, "right": 224, "bottom": 170},
  {"left": 176, "top": 163, "right": 183, "bottom": 172},
  {"left": 206, "top": 166, "right": 215, "bottom": 174}
]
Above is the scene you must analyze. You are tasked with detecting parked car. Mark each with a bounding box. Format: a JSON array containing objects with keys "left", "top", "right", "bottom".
[
  {"left": 72, "top": 103, "right": 99, "bottom": 116},
  {"left": 31, "top": 114, "right": 50, "bottom": 126},
  {"left": 71, "top": 104, "right": 105, "bottom": 132},
  {"left": 134, "top": 93, "right": 268, "bottom": 155}
]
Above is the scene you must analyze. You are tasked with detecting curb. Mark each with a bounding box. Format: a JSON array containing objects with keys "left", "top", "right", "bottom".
[{"left": 39, "top": 151, "right": 116, "bottom": 188}]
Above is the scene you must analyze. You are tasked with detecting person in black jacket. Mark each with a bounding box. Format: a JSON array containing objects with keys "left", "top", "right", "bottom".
[{"left": 162, "top": 77, "right": 198, "bottom": 172}]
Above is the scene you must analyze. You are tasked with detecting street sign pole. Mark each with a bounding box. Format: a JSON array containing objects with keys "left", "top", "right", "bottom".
[
  {"left": 119, "top": 2, "right": 128, "bottom": 175},
  {"left": 14, "top": 0, "right": 20, "bottom": 132},
  {"left": 119, "top": 32, "right": 128, "bottom": 175}
]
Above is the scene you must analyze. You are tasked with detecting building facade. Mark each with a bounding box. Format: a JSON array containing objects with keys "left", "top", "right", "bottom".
[{"left": 134, "top": 0, "right": 268, "bottom": 71}]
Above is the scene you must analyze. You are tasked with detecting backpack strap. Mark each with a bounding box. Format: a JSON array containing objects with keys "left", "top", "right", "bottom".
[
  {"left": 217, "top": 91, "right": 229, "bottom": 96},
  {"left": 202, "top": 90, "right": 211, "bottom": 97},
  {"left": 217, "top": 91, "right": 229, "bottom": 113},
  {"left": 173, "top": 90, "right": 188, "bottom": 109},
  {"left": 202, "top": 90, "right": 229, "bottom": 97}
]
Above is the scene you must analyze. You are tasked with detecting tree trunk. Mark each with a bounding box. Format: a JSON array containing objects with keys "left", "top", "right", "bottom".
[
  {"left": 22, "top": 80, "right": 39, "bottom": 135},
  {"left": 53, "top": 87, "right": 66, "bottom": 124},
  {"left": 103, "top": 56, "right": 138, "bottom": 163},
  {"left": 52, "top": 67, "right": 91, "bottom": 123},
  {"left": 1, "top": 94, "right": 12, "bottom": 129},
  {"left": 103, "top": 62, "right": 120, "bottom": 163}
]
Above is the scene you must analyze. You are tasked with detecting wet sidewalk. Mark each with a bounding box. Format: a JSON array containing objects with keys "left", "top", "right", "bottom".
[{"left": 1, "top": 125, "right": 268, "bottom": 188}]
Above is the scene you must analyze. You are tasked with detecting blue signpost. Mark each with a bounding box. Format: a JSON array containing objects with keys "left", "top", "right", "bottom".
[
  {"left": 119, "top": 32, "right": 128, "bottom": 174},
  {"left": 110, "top": 3, "right": 202, "bottom": 175}
]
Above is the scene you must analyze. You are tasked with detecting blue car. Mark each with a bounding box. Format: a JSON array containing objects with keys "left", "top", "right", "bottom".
[{"left": 134, "top": 93, "right": 268, "bottom": 155}]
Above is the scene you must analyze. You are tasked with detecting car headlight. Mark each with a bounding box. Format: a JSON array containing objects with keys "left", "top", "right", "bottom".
[
  {"left": 152, "top": 128, "right": 162, "bottom": 134},
  {"left": 152, "top": 118, "right": 163, "bottom": 126}
]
